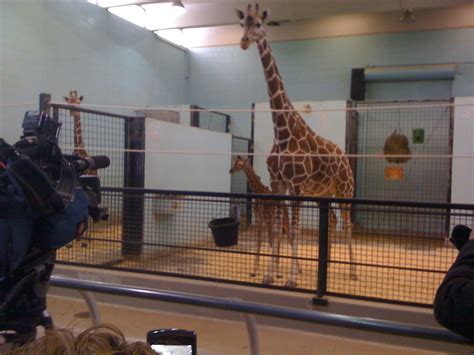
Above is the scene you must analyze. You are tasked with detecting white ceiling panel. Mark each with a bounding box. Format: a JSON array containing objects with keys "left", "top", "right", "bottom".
[{"left": 87, "top": 0, "right": 474, "bottom": 47}]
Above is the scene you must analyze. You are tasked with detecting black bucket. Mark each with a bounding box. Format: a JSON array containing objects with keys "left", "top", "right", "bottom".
[{"left": 208, "top": 217, "right": 240, "bottom": 247}]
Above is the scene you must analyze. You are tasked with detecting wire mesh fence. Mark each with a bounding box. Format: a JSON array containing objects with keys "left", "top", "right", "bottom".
[
  {"left": 53, "top": 104, "right": 133, "bottom": 188},
  {"left": 190, "top": 105, "right": 230, "bottom": 133},
  {"left": 355, "top": 100, "right": 452, "bottom": 203},
  {"left": 48, "top": 99, "right": 473, "bottom": 306},
  {"left": 328, "top": 203, "right": 463, "bottom": 305},
  {"left": 354, "top": 100, "right": 453, "bottom": 236},
  {"left": 56, "top": 188, "right": 473, "bottom": 306}
]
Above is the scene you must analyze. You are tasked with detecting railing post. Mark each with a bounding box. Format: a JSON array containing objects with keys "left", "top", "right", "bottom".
[
  {"left": 39, "top": 93, "right": 51, "bottom": 115},
  {"left": 52, "top": 106, "right": 59, "bottom": 124},
  {"left": 190, "top": 105, "right": 200, "bottom": 127},
  {"left": 247, "top": 130, "right": 254, "bottom": 225},
  {"left": 122, "top": 115, "right": 146, "bottom": 257},
  {"left": 313, "top": 200, "right": 329, "bottom": 306}
]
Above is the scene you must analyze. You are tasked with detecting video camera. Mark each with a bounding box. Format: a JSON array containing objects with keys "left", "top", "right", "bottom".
[{"left": 0, "top": 110, "right": 109, "bottom": 345}]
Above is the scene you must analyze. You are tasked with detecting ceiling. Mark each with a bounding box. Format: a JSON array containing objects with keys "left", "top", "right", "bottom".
[{"left": 98, "top": 0, "right": 474, "bottom": 30}]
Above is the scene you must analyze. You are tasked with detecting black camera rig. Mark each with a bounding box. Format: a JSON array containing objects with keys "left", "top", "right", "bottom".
[
  {"left": 0, "top": 111, "right": 109, "bottom": 219},
  {"left": 0, "top": 110, "right": 109, "bottom": 346}
]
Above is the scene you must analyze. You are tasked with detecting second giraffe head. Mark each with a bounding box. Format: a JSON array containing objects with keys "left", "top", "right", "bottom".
[
  {"left": 64, "top": 90, "right": 84, "bottom": 116},
  {"left": 236, "top": 3, "right": 269, "bottom": 50},
  {"left": 64, "top": 90, "right": 83, "bottom": 105},
  {"left": 229, "top": 155, "right": 250, "bottom": 174}
]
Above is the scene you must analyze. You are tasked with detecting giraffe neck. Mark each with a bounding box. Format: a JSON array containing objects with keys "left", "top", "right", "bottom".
[
  {"left": 257, "top": 38, "right": 311, "bottom": 145},
  {"left": 72, "top": 112, "right": 89, "bottom": 158},
  {"left": 243, "top": 164, "right": 269, "bottom": 194},
  {"left": 257, "top": 38, "right": 292, "bottom": 112}
]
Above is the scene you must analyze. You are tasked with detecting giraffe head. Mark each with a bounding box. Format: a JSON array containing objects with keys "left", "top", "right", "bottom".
[
  {"left": 64, "top": 90, "right": 83, "bottom": 105},
  {"left": 64, "top": 90, "right": 83, "bottom": 115},
  {"left": 229, "top": 155, "right": 249, "bottom": 174},
  {"left": 236, "top": 3, "right": 269, "bottom": 50}
]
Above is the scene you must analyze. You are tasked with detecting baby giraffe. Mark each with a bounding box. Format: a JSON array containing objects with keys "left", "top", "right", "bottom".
[{"left": 230, "top": 156, "right": 295, "bottom": 284}]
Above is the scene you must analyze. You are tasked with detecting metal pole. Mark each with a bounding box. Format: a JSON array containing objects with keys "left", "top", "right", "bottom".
[
  {"left": 79, "top": 291, "right": 101, "bottom": 326},
  {"left": 314, "top": 201, "right": 329, "bottom": 305},
  {"left": 122, "top": 115, "right": 146, "bottom": 257},
  {"left": 241, "top": 313, "right": 259, "bottom": 355},
  {"left": 231, "top": 297, "right": 259, "bottom": 355},
  {"left": 39, "top": 93, "right": 51, "bottom": 115}
]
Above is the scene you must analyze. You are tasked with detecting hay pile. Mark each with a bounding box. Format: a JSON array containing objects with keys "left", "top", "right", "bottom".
[{"left": 383, "top": 130, "right": 412, "bottom": 164}]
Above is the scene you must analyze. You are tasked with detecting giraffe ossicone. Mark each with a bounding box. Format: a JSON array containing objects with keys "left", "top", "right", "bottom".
[{"left": 236, "top": 4, "right": 357, "bottom": 286}]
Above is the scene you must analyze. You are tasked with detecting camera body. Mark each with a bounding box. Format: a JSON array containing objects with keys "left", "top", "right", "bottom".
[{"left": 0, "top": 110, "right": 108, "bottom": 344}]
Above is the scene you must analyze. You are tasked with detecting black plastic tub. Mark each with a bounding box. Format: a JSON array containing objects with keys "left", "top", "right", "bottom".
[{"left": 208, "top": 217, "right": 240, "bottom": 247}]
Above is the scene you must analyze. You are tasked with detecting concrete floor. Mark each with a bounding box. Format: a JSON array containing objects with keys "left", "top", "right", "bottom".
[{"left": 47, "top": 295, "right": 444, "bottom": 355}]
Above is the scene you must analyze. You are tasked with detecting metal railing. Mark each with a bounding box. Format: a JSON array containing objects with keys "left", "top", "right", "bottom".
[
  {"left": 50, "top": 276, "right": 471, "bottom": 347},
  {"left": 56, "top": 188, "right": 474, "bottom": 306}
]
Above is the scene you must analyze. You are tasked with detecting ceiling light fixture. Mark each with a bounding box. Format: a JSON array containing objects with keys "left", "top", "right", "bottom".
[{"left": 171, "top": 0, "right": 186, "bottom": 16}]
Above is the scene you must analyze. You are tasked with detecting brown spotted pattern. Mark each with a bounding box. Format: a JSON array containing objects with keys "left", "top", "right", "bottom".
[
  {"left": 230, "top": 156, "right": 298, "bottom": 282},
  {"left": 63, "top": 91, "right": 97, "bottom": 177},
  {"left": 63, "top": 90, "right": 95, "bottom": 248}
]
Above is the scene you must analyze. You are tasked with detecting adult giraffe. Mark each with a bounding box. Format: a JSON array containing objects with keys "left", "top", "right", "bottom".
[{"left": 236, "top": 4, "right": 356, "bottom": 286}]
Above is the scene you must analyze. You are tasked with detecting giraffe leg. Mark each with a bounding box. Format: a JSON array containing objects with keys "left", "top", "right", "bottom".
[
  {"left": 341, "top": 204, "right": 357, "bottom": 281},
  {"left": 275, "top": 225, "right": 283, "bottom": 279},
  {"left": 263, "top": 181, "right": 286, "bottom": 285},
  {"left": 80, "top": 218, "right": 92, "bottom": 248},
  {"left": 81, "top": 235, "right": 89, "bottom": 248},
  {"left": 262, "top": 233, "right": 277, "bottom": 285},
  {"left": 328, "top": 208, "right": 337, "bottom": 267},
  {"left": 280, "top": 201, "right": 294, "bottom": 275},
  {"left": 286, "top": 200, "right": 301, "bottom": 287},
  {"left": 282, "top": 202, "right": 302, "bottom": 274},
  {"left": 251, "top": 217, "right": 263, "bottom": 277},
  {"left": 270, "top": 201, "right": 289, "bottom": 279},
  {"left": 262, "top": 204, "right": 281, "bottom": 285}
]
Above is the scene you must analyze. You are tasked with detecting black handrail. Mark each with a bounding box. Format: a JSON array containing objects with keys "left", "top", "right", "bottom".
[
  {"left": 101, "top": 187, "right": 474, "bottom": 210},
  {"left": 51, "top": 103, "right": 135, "bottom": 120},
  {"left": 50, "top": 276, "right": 472, "bottom": 345}
]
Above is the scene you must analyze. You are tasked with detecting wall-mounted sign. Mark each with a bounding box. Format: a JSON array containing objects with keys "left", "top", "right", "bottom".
[{"left": 413, "top": 128, "right": 425, "bottom": 144}]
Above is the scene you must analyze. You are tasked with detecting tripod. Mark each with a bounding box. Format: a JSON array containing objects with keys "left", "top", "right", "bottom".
[{"left": 0, "top": 250, "right": 56, "bottom": 346}]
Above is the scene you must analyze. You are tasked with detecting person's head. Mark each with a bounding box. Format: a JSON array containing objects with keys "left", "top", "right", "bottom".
[
  {"left": 6, "top": 324, "right": 155, "bottom": 355},
  {"left": 235, "top": 3, "right": 269, "bottom": 50},
  {"left": 450, "top": 224, "right": 473, "bottom": 250}
]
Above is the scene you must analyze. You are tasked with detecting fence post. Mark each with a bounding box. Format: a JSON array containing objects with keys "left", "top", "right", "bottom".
[
  {"left": 190, "top": 105, "right": 199, "bottom": 127},
  {"left": 313, "top": 200, "right": 329, "bottom": 306},
  {"left": 39, "top": 93, "right": 51, "bottom": 115},
  {"left": 247, "top": 103, "right": 256, "bottom": 226},
  {"left": 246, "top": 138, "right": 253, "bottom": 225},
  {"left": 122, "top": 115, "right": 145, "bottom": 257}
]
